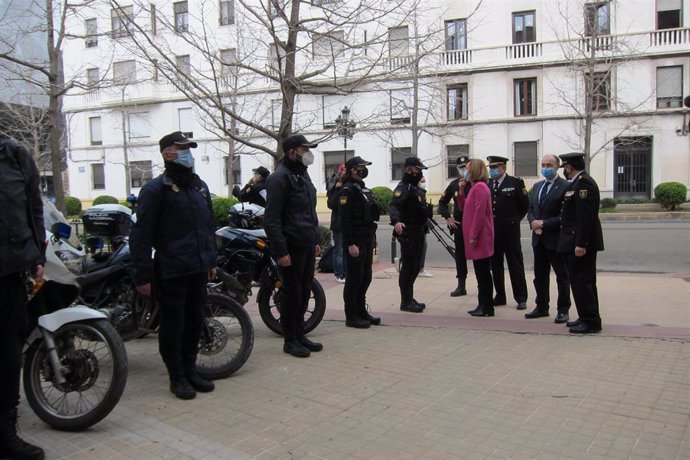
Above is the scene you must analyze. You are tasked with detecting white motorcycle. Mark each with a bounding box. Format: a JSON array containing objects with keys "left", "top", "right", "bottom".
[{"left": 23, "top": 199, "right": 127, "bottom": 431}]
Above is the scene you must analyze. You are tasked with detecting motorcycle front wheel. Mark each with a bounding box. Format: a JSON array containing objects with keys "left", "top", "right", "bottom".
[
  {"left": 23, "top": 319, "right": 128, "bottom": 431},
  {"left": 257, "top": 277, "right": 326, "bottom": 336},
  {"left": 196, "top": 292, "right": 254, "bottom": 380}
]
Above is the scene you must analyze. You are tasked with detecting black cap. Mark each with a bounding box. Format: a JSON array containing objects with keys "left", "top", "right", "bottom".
[
  {"left": 487, "top": 156, "right": 509, "bottom": 166},
  {"left": 456, "top": 155, "right": 469, "bottom": 167},
  {"left": 282, "top": 134, "right": 318, "bottom": 153},
  {"left": 344, "top": 156, "right": 372, "bottom": 170},
  {"left": 404, "top": 156, "right": 428, "bottom": 170},
  {"left": 253, "top": 166, "right": 270, "bottom": 178},
  {"left": 159, "top": 131, "right": 198, "bottom": 153},
  {"left": 559, "top": 152, "right": 586, "bottom": 169}
]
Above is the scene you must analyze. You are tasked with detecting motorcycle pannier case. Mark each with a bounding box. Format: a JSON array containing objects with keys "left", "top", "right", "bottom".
[{"left": 82, "top": 204, "right": 132, "bottom": 237}]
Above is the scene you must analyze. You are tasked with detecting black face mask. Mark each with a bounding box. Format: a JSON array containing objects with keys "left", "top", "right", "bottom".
[
  {"left": 404, "top": 171, "right": 422, "bottom": 185},
  {"left": 354, "top": 167, "right": 369, "bottom": 179}
]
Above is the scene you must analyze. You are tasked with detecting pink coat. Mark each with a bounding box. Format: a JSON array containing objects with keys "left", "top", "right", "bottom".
[{"left": 462, "top": 181, "right": 494, "bottom": 260}]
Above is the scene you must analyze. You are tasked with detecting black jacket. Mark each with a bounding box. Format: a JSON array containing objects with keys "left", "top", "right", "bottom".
[
  {"left": 130, "top": 166, "right": 217, "bottom": 285},
  {"left": 0, "top": 139, "right": 45, "bottom": 275},
  {"left": 389, "top": 175, "right": 432, "bottom": 237},
  {"left": 491, "top": 174, "right": 529, "bottom": 223},
  {"left": 438, "top": 178, "right": 471, "bottom": 221},
  {"left": 338, "top": 178, "right": 380, "bottom": 246},
  {"left": 240, "top": 180, "right": 267, "bottom": 207},
  {"left": 527, "top": 176, "right": 568, "bottom": 250},
  {"left": 557, "top": 172, "right": 604, "bottom": 254},
  {"left": 263, "top": 157, "right": 319, "bottom": 259},
  {"left": 326, "top": 180, "right": 344, "bottom": 232}
]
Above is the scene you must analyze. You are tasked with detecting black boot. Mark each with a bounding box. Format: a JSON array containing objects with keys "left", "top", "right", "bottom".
[
  {"left": 399, "top": 286, "right": 422, "bottom": 313},
  {"left": 450, "top": 279, "right": 467, "bottom": 297},
  {"left": 358, "top": 302, "right": 381, "bottom": 326},
  {"left": 167, "top": 364, "right": 196, "bottom": 400},
  {"left": 0, "top": 409, "right": 45, "bottom": 460},
  {"left": 183, "top": 358, "right": 215, "bottom": 393},
  {"left": 298, "top": 336, "right": 324, "bottom": 352}
]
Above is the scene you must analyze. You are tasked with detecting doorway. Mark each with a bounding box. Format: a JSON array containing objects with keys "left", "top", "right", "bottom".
[{"left": 613, "top": 136, "right": 652, "bottom": 199}]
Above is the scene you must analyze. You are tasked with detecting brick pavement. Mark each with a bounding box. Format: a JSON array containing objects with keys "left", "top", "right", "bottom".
[{"left": 17, "top": 267, "right": 690, "bottom": 459}]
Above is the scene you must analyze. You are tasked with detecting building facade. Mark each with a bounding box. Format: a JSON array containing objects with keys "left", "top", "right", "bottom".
[{"left": 61, "top": 0, "right": 690, "bottom": 206}]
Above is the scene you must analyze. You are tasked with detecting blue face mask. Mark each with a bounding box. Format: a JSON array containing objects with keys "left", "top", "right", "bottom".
[
  {"left": 488, "top": 167, "right": 499, "bottom": 179},
  {"left": 461, "top": 169, "right": 469, "bottom": 180},
  {"left": 174, "top": 149, "right": 194, "bottom": 169},
  {"left": 541, "top": 167, "right": 556, "bottom": 180}
]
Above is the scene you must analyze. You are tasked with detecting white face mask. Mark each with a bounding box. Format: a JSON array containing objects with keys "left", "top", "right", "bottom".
[
  {"left": 300, "top": 150, "right": 314, "bottom": 166},
  {"left": 419, "top": 181, "right": 427, "bottom": 190}
]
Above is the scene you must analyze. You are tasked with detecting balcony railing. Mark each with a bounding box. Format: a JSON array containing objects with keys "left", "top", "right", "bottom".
[
  {"left": 506, "top": 42, "right": 543, "bottom": 59},
  {"left": 442, "top": 49, "right": 472, "bottom": 65},
  {"left": 650, "top": 27, "right": 690, "bottom": 46}
]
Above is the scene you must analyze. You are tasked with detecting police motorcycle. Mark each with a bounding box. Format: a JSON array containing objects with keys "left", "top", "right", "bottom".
[
  {"left": 212, "top": 186, "right": 326, "bottom": 336},
  {"left": 23, "top": 201, "right": 128, "bottom": 431},
  {"left": 47, "top": 199, "right": 253, "bottom": 380}
]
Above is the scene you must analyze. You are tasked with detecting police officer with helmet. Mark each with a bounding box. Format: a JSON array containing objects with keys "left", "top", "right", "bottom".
[
  {"left": 389, "top": 156, "right": 433, "bottom": 313},
  {"left": 338, "top": 156, "right": 382, "bottom": 328}
]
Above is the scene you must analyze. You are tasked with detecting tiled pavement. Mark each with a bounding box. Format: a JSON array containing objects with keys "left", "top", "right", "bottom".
[{"left": 19, "top": 267, "right": 690, "bottom": 459}]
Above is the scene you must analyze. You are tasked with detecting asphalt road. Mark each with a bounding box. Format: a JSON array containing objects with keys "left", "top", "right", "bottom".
[{"left": 374, "top": 220, "right": 690, "bottom": 274}]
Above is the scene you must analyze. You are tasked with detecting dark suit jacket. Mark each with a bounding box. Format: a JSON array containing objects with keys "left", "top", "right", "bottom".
[
  {"left": 491, "top": 174, "right": 529, "bottom": 223},
  {"left": 557, "top": 172, "right": 604, "bottom": 254},
  {"left": 527, "top": 176, "right": 568, "bottom": 250}
]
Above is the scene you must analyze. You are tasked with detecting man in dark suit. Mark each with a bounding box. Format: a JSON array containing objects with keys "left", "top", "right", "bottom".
[
  {"left": 487, "top": 156, "right": 529, "bottom": 310},
  {"left": 525, "top": 154, "right": 571, "bottom": 323},
  {"left": 557, "top": 152, "right": 604, "bottom": 334}
]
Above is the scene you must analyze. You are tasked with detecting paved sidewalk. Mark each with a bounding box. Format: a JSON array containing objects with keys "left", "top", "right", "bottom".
[{"left": 18, "top": 267, "right": 690, "bottom": 459}]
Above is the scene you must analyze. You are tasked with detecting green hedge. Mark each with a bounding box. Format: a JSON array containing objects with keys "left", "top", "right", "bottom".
[
  {"left": 371, "top": 186, "right": 393, "bottom": 215},
  {"left": 600, "top": 198, "right": 617, "bottom": 209},
  {"left": 211, "top": 197, "right": 238, "bottom": 228},
  {"left": 318, "top": 225, "right": 332, "bottom": 251},
  {"left": 93, "top": 195, "right": 119, "bottom": 206},
  {"left": 654, "top": 182, "right": 687, "bottom": 210}
]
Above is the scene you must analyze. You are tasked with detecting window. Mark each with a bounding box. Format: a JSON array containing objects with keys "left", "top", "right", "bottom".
[
  {"left": 322, "top": 94, "right": 352, "bottom": 128},
  {"left": 585, "top": 1, "right": 610, "bottom": 36},
  {"left": 271, "top": 99, "right": 282, "bottom": 130},
  {"left": 447, "top": 84, "right": 468, "bottom": 120},
  {"left": 512, "top": 11, "right": 535, "bottom": 43},
  {"left": 220, "top": 48, "right": 237, "bottom": 86},
  {"left": 86, "top": 68, "right": 100, "bottom": 88},
  {"left": 388, "top": 26, "right": 409, "bottom": 57},
  {"left": 657, "top": 66, "right": 683, "bottom": 108},
  {"left": 390, "top": 88, "right": 411, "bottom": 123},
  {"left": 313, "top": 30, "right": 345, "bottom": 58},
  {"left": 219, "top": 0, "right": 234, "bottom": 25},
  {"left": 91, "top": 164, "right": 105, "bottom": 189},
  {"left": 514, "top": 141, "right": 538, "bottom": 177},
  {"left": 130, "top": 161, "right": 152, "bottom": 188},
  {"left": 224, "top": 156, "right": 242, "bottom": 185},
  {"left": 445, "top": 19, "right": 466, "bottom": 51},
  {"left": 176, "top": 55, "right": 190, "bottom": 78},
  {"left": 89, "top": 116, "right": 102, "bottom": 145},
  {"left": 174, "top": 1, "right": 189, "bottom": 32},
  {"left": 111, "top": 5, "right": 133, "bottom": 39},
  {"left": 128, "top": 112, "right": 150, "bottom": 139},
  {"left": 588, "top": 72, "right": 611, "bottom": 111},
  {"left": 85, "top": 18, "right": 98, "bottom": 47},
  {"left": 514, "top": 78, "right": 536, "bottom": 116},
  {"left": 178, "top": 108, "right": 193, "bottom": 138},
  {"left": 447, "top": 145, "right": 469, "bottom": 179},
  {"left": 323, "top": 150, "right": 354, "bottom": 180},
  {"left": 113, "top": 60, "right": 136, "bottom": 85},
  {"left": 151, "top": 4, "right": 157, "bottom": 35},
  {"left": 658, "top": 0, "right": 682, "bottom": 29},
  {"left": 391, "top": 147, "right": 412, "bottom": 180}
]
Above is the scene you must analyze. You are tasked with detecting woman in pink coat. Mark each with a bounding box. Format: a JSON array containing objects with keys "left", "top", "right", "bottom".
[{"left": 462, "top": 159, "right": 495, "bottom": 317}]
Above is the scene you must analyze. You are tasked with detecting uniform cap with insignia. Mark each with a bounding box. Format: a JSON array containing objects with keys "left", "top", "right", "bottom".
[
  {"left": 404, "top": 156, "right": 428, "bottom": 169},
  {"left": 159, "top": 131, "right": 198, "bottom": 152},
  {"left": 486, "top": 155, "right": 509, "bottom": 166},
  {"left": 558, "top": 152, "right": 586, "bottom": 170},
  {"left": 344, "top": 156, "right": 372, "bottom": 169},
  {"left": 456, "top": 156, "right": 470, "bottom": 167}
]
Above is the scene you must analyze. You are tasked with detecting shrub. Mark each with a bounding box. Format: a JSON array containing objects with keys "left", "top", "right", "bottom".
[
  {"left": 654, "top": 182, "right": 687, "bottom": 210},
  {"left": 211, "top": 197, "right": 238, "bottom": 228},
  {"left": 600, "top": 198, "right": 617, "bottom": 209},
  {"left": 64, "top": 196, "right": 82, "bottom": 217},
  {"left": 318, "top": 225, "right": 332, "bottom": 251},
  {"left": 92, "top": 195, "right": 119, "bottom": 206},
  {"left": 371, "top": 186, "right": 393, "bottom": 215}
]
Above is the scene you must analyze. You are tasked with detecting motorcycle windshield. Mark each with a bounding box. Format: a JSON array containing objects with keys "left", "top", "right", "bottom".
[{"left": 42, "top": 196, "right": 70, "bottom": 229}]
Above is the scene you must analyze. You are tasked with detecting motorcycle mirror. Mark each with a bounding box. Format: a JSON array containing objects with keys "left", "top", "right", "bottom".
[
  {"left": 51, "top": 222, "right": 72, "bottom": 239},
  {"left": 232, "top": 184, "right": 241, "bottom": 199}
]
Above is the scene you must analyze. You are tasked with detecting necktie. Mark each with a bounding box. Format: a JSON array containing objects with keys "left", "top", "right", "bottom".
[
  {"left": 539, "top": 182, "right": 550, "bottom": 205},
  {"left": 493, "top": 180, "right": 498, "bottom": 191}
]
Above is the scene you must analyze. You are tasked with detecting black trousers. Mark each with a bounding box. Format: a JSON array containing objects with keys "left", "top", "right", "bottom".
[
  {"left": 492, "top": 222, "right": 528, "bottom": 303},
  {"left": 565, "top": 251, "right": 601, "bottom": 328},
  {"left": 398, "top": 234, "right": 424, "bottom": 303},
  {"left": 533, "top": 242, "right": 571, "bottom": 313},
  {"left": 472, "top": 258, "right": 494, "bottom": 312},
  {"left": 279, "top": 243, "right": 315, "bottom": 341},
  {"left": 343, "top": 237, "right": 374, "bottom": 320},
  {"left": 0, "top": 273, "right": 28, "bottom": 412},
  {"left": 452, "top": 226, "right": 468, "bottom": 281},
  {"left": 156, "top": 272, "right": 207, "bottom": 374}
]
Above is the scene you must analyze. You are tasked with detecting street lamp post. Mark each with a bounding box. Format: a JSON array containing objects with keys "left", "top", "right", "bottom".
[{"left": 335, "top": 106, "right": 356, "bottom": 163}]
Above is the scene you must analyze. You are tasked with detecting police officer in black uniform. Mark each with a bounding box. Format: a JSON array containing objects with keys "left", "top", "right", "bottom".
[
  {"left": 389, "top": 157, "right": 432, "bottom": 313},
  {"left": 438, "top": 155, "right": 471, "bottom": 297},
  {"left": 487, "top": 155, "right": 529, "bottom": 310},
  {"left": 338, "top": 156, "right": 382, "bottom": 328},
  {"left": 240, "top": 166, "right": 270, "bottom": 206},
  {"left": 557, "top": 152, "right": 604, "bottom": 334}
]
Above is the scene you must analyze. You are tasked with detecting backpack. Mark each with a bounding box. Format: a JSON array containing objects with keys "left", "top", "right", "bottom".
[{"left": 317, "top": 245, "right": 334, "bottom": 273}]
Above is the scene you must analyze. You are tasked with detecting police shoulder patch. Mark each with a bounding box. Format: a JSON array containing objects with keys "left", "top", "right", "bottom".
[
  {"left": 579, "top": 189, "right": 588, "bottom": 198},
  {"left": 394, "top": 190, "right": 402, "bottom": 197},
  {"left": 340, "top": 196, "right": 348, "bottom": 205},
  {"left": 522, "top": 188, "right": 528, "bottom": 195}
]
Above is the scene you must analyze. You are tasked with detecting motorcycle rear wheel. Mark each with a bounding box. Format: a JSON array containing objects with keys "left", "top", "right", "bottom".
[
  {"left": 257, "top": 277, "right": 326, "bottom": 336},
  {"left": 196, "top": 293, "right": 254, "bottom": 380},
  {"left": 23, "top": 319, "right": 128, "bottom": 431}
]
